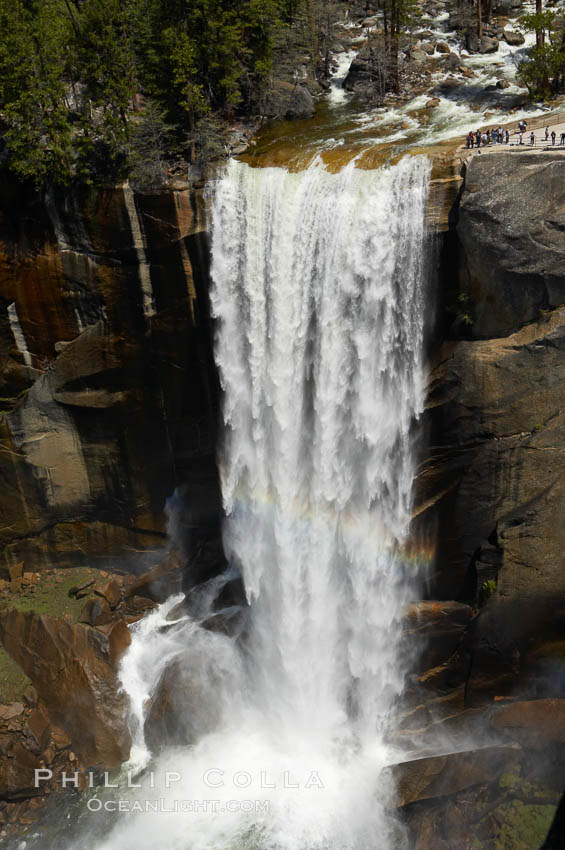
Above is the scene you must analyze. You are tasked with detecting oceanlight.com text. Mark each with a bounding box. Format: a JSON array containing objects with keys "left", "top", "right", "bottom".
[{"left": 86, "top": 799, "right": 271, "bottom": 814}]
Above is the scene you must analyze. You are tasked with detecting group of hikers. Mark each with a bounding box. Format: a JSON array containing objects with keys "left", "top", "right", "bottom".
[
  {"left": 466, "top": 119, "right": 565, "bottom": 149},
  {"left": 466, "top": 126, "right": 509, "bottom": 147}
]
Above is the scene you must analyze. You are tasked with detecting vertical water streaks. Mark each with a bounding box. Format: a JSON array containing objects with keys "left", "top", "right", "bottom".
[
  {"left": 7, "top": 302, "right": 32, "bottom": 367},
  {"left": 123, "top": 183, "right": 156, "bottom": 319},
  {"left": 211, "top": 156, "right": 430, "bottom": 750},
  {"left": 92, "top": 155, "right": 431, "bottom": 850}
]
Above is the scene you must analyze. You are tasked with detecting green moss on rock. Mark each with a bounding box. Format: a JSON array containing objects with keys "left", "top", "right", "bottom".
[
  {"left": 6, "top": 567, "right": 95, "bottom": 620},
  {"left": 0, "top": 646, "right": 31, "bottom": 702},
  {"left": 494, "top": 800, "right": 555, "bottom": 850}
]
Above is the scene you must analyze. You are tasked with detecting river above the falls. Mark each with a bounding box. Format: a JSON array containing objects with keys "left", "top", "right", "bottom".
[{"left": 240, "top": 7, "right": 552, "bottom": 172}]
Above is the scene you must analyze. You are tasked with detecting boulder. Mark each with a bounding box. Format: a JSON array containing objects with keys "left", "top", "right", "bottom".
[
  {"left": 410, "top": 50, "right": 428, "bottom": 64},
  {"left": 124, "top": 596, "right": 157, "bottom": 621},
  {"left": 444, "top": 52, "right": 462, "bottom": 71},
  {"left": 435, "top": 41, "right": 450, "bottom": 53},
  {"left": 0, "top": 607, "right": 130, "bottom": 768},
  {"left": 262, "top": 81, "right": 316, "bottom": 120},
  {"left": 421, "top": 42, "right": 436, "bottom": 55},
  {"left": 344, "top": 48, "right": 372, "bottom": 92},
  {"left": 466, "top": 31, "right": 480, "bottom": 52},
  {"left": 79, "top": 596, "right": 113, "bottom": 626},
  {"left": 95, "top": 619, "right": 132, "bottom": 668},
  {"left": 94, "top": 578, "right": 122, "bottom": 609},
  {"left": 504, "top": 28, "right": 525, "bottom": 45},
  {"left": 496, "top": 78, "right": 511, "bottom": 88},
  {"left": 425, "top": 98, "right": 441, "bottom": 108},
  {"left": 480, "top": 35, "right": 499, "bottom": 53},
  {"left": 435, "top": 78, "right": 461, "bottom": 93}
]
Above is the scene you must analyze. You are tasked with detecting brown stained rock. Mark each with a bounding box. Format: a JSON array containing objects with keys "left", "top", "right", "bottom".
[
  {"left": 94, "top": 578, "right": 122, "bottom": 609},
  {"left": 95, "top": 619, "right": 131, "bottom": 668},
  {"left": 8, "top": 564, "right": 23, "bottom": 583},
  {"left": 0, "top": 179, "right": 218, "bottom": 583},
  {"left": 50, "top": 726, "right": 71, "bottom": 751},
  {"left": 0, "top": 607, "right": 130, "bottom": 769},
  {"left": 391, "top": 745, "right": 519, "bottom": 807},
  {"left": 25, "top": 707, "right": 50, "bottom": 751},
  {"left": 491, "top": 698, "right": 565, "bottom": 748},
  {"left": 124, "top": 597, "right": 157, "bottom": 622},
  {"left": 0, "top": 742, "right": 43, "bottom": 800},
  {"left": 79, "top": 597, "right": 113, "bottom": 627}
]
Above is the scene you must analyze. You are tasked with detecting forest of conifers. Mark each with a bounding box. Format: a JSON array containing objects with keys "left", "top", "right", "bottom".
[{"left": 0, "top": 0, "right": 324, "bottom": 186}]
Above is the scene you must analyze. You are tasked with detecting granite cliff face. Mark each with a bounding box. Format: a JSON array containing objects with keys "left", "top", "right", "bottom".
[
  {"left": 407, "top": 151, "right": 565, "bottom": 847},
  {"left": 0, "top": 177, "right": 220, "bottom": 577},
  {"left": 417, "top": 152, "right": 565, "bottom": 700},
  {"left": 457, "top": 154, "right": 565, "bottom": 338}
]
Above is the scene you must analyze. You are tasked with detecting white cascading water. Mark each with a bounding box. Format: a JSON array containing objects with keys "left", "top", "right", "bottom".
[{"left": 92, "top": 155, "right": 430, "bottom": 850}]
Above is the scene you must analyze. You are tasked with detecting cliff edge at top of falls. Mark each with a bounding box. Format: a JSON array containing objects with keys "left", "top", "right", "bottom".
[{"left": 457, "top": 152, "right": 565, "bottom": 338}]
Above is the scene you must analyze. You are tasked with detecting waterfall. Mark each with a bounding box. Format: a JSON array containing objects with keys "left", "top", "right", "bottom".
[{"left": 92, "top": 155, "right": 430, "bottom": 850}]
